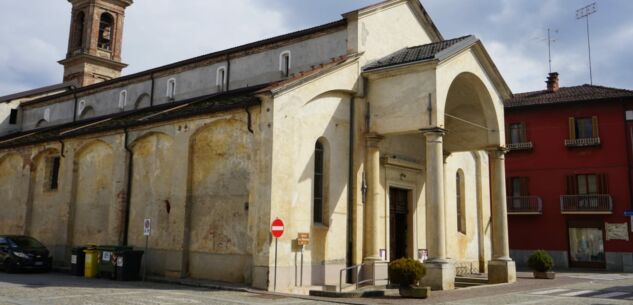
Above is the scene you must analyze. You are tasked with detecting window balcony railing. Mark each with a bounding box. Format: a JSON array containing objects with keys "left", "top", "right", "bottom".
[
  {"left": 507, "top": 142, "right": 533, "bottom": 151},
  {"left": 564, "top": 137, "right": 601, "bottom": 147},
  {"left": 507, "top": 196, "right": 543, "bottom": 215},
  {"left": 560, "top": 194, "right": 613, "bottom": 214}
]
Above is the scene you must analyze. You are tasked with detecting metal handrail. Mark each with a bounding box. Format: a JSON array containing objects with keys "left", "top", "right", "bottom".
[
  {"left": 507, "top": 196, "right": 543, "bottom": 214},
  {"left": 338, "top": 261, "right": 390, "bottom": 292}
]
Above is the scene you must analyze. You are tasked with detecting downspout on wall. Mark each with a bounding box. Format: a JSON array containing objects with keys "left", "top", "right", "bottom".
[
  {"left": 150, "top": 73, "right": 155, "bottom": 107},
  {"left": 346, "top": 97, "right": 355, "bottom": 276},
  {"left": 122, "top": 128, "right": 133, "bottom": 245}
]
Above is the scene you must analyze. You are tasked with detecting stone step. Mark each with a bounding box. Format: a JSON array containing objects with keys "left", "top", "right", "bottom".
[{"left": 455, "top": 276, "right": 489, "bottom": 284}]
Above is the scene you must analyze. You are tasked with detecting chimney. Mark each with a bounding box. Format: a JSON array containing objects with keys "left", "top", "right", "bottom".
[{"left": 546, "top": 72, "right": 559, "bottom": 93}]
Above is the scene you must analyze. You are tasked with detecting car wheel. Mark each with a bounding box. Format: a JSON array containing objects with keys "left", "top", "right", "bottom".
[{"left": 4, "top": 259, "right": 18, "bottom": 273}]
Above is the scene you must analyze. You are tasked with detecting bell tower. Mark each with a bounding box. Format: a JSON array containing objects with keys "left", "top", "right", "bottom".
[{"left": 59, "top": 0, "right": 133, "bottom": 87}]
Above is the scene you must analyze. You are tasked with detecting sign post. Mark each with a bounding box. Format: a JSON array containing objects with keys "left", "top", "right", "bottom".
[
  {"left": 143, "top": 218, "right": 151, "bottom": 281},
  {"left": 297, "top": 233, "right": 309, "bottom": 287},
  {"left": 271, "top": 218, "right": 284, "bottom": 292}
]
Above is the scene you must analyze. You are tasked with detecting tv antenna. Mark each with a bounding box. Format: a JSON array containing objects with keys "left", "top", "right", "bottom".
[
  {"left": 576, "top": 2, "right": 597, "bottom": 85},
  {"left": 547, "top": 28, "right": 558, "bottom": 73}
]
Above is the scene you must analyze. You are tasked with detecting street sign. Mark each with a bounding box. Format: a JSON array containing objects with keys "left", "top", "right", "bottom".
[
  {"left": 297, "top": 233, "right": 310, "bottom": 246},
  {"left": 624, "top": 210, "right": 633, "bottom": 216},
  {"left": 144, "top": 218, "right": 151, "bottom": 236},
  {"left": 271, "top": 218, "right": 284, "bottom": 238}
]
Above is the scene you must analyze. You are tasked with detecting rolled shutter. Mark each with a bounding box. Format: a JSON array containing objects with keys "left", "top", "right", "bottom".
[
  {"left": 598, "top": 173, "right": 609, "bottom": 194},
  {"left": 568, "top": 117, "right": 576, "bottom": 140},
  {"left": 520, "top": 177, "right": 530, "bottom": 196},
  {"left": 566, "top": 175, "right": 578, "bottom": 195},
  {"left": 592, "top": 116, "right": 600, "bottom": 138}
]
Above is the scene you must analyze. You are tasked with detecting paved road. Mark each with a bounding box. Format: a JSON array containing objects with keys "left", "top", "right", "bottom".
[
  {"left": 2, "top": 271, "right": 633, "bottom": 305},
  {"left": 0, "top": 273, "right": 334, "bottom": 305}
]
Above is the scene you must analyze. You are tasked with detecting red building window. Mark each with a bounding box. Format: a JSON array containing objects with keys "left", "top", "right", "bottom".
[
  {"left": 508, "top": 123, "right": 527, "bottom": 144},
  {"left": 566, "top": 174, "right": 608, "bottom": 195},
  {"left": 568, "top": 116, "right": 599, "bottom": 139}
]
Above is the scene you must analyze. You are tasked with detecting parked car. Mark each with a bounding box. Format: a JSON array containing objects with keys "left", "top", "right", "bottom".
[{"left": 0, "top": 235, "right": 52, "bottom": 273}]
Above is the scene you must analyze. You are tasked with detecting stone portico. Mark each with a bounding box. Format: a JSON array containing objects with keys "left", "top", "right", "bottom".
[{"left": 361, "top": 35, "right": 516, "bottom": 290}]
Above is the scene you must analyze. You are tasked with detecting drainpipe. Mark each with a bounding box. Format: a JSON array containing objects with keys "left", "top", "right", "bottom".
[
  {"left": 622, "top": 101, "right": 633, "bottom": 210},
  {"left": 122, "top": 128, "right": 133, "bottom": 246},
  {"left": 226, "top": 55, "right": 231, "bottom": 91},
  {"left": 149, "top": 73, "right": 155, "bottom": 107},
  {"left": 58, "top": 139, "right": 66, "bottom": 158},
  {"left": 71, "top": 86, "right": 78, "bottom": 122},
  {"left": 245, "top": 107, "right": 253, "bottom": 134},
  {"left": 346, "top": 97, "right": 355, "bottom": 275}
]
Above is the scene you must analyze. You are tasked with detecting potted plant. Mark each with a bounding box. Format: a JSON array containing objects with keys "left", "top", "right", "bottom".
[
  {"left": 388, "top": 258, "right": 429, "bottom": 298},
  {"left": 528, "top": 250, "right": 555, "bottom": 279}
]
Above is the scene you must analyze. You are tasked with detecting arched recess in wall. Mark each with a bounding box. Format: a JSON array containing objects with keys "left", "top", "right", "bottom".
[
  {"left": 70, "top": 140, "right": 116, "bottom": 246},
  {"left": 28, "top": 148, "right": 61, "bottom": 245},
  {"left": 186, "top": 118, "right": 253, "bottom": 282},
  {"left": 135, "top": 93, "right": 151, "bottom": 110},
  {"left": 299, "top": 90, "right": 351, "bottom": 284},
  {"left": 0, "top": 153, "right": 27, "bottom": 234},
  {"left": 79, "top": 106, "right": 95, "bottom": 119},
  {"left": 127, "top": 132, "right": 175, "bottom": 254}
]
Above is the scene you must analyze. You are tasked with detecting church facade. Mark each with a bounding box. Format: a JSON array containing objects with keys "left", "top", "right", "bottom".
[{"left": 0, "top": 0, "right": 515, "bottom": 292}]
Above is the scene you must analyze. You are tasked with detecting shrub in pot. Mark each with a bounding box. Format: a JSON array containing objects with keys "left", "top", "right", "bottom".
[
  {"left": 388, "top": 258, "right": 429, "bottom": 298},
  {"left": 528, "top": 250, "right": 555, "bottom": 279}
]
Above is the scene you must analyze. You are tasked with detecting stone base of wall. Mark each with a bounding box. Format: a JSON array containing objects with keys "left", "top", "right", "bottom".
[{"left": 512, "top": 249, "right": 633, "bottom": 272}]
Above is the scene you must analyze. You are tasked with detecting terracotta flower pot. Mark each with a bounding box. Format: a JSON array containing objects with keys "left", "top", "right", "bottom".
[
  {"left": 533, "top": 271, "right": 555, "bottom": 279},
  {"left": 398, "top": 286, "right": 431, "bottom": 298}
]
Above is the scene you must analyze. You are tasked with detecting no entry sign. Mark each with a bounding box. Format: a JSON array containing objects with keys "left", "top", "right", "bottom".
[{"left": 271, "top": 218, "right": 284, "bottom": 238}]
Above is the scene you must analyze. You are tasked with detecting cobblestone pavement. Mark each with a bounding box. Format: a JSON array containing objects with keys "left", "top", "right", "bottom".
[{"left": 2, "top": 271, "right": 633, "bottom": 305}]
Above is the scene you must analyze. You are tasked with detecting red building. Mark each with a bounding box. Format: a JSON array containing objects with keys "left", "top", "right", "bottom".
[{"left": 505, "top": 73, "right": 633, "bottom": 271}]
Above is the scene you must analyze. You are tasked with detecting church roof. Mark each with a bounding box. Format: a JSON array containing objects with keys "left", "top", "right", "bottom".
[
  {"left": 0, "top": 82, "right": 73, "bottom": 104},
  {"left": 505, "top": 85, "right": 633, "bottom": 108},
  {"left": 363, "top": 35, "right": 476, "bottom": 71},
  {"left": 0, "top": 85, "right": 265, "bottom": 149}
]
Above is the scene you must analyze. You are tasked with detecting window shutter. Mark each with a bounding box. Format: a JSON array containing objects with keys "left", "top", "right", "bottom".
[
  {"left": 592, "top": 116, "right": 599, "bottom": 138},
  {"left": 506, "top": 177, "right": 511, "bottom": 196},
  {"left": 520, "top": 177, "right": 529, "bottom": 196},
  {"left": 568, "top": 117, "right": 576, "bottom": 140},
  {"left": 520, "top": 122, "right": 528, "bottom": 142},
  {"left": 505, "top": 124, "right": 510, "bottom": 144},
  {"left": 598, "top": 173, "right": 608, "bottom": 194},
  {"left": 566, "top": 175, "right": 578, "bottom": 195}
]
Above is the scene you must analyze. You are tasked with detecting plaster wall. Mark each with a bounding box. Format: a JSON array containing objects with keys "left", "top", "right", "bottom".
[
  {"left": 0, "top": 153, "right": 28, "bottom": 234},
  {"left": 444, "top": 152, "right": 492, "bottom": 271},
  {"left": 367, "top": 67, "right": 436, "bottom": 135},
  {"left": 71, "top": 141, "right": 117, "bottom": 246},
  {"left": 0, "top": 101, "right": 21, "bottom": 136},
  {"left": 22, "top": 99, "right": 75, "bottom": 130},
  {"left": 354, "top": 1, "right": 433, "bottom": 66}
]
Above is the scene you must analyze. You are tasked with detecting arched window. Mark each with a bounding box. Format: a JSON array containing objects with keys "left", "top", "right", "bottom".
[
  {"left": 166, "top": 78, "right": 176, "bottom": 100},
  {"left": 118, "top": 90, "right": 127, "bottom": 109},
  {"left": 74, "top": 11, "right": 85, "bottom": 50},
  {"left": 456, "top": 170, "right": 466, "bottom": 234},
  {"left": 135, "top": 93, "right": 150, "bottom": 109},
  {"left": 98, "top": 13, "right": 114, "bottom": 50},
  {"left": 279, "top": 51, "right": 291, "bottom": 77},
  {"left": 314, "top": 140, "right": 325, "bottom": 224},
  {"left": 79, "top": 106, "right": 95, "bottom": 119},
  {"left": 216, "top": 67, "right": 227, "bottom": 92}
]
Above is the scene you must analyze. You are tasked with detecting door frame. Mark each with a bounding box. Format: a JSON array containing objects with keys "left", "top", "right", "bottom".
[{"left": 567, "top": 219, "right": 606, "bottom": 269}]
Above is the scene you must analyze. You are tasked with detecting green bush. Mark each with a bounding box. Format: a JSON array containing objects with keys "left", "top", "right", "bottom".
[
  {"left": 388, "top": 258, "right": 426, "bottom": 287},
  {"left": 528, "top": 250, "right": 554, "bottom": 272}
]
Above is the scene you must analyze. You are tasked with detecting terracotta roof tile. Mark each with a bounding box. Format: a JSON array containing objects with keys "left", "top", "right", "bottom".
[{"left": 505, "top": 84, "right": 633, "bottom": 108}]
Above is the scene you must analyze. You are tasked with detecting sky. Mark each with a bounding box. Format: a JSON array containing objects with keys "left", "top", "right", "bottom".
[{"left": 1, "top": 0, "right": 631, "bottom": 97}]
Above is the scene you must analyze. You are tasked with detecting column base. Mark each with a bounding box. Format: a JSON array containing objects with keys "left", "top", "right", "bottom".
[
  {"left": 421, "top": 261, "right": 455, "bottom": 290},
  {"left": 360, "top": 260, "right": 389, "bottom": 286},
  {"left": 488, "top": 259, "right": 516, "bottom": 284}
]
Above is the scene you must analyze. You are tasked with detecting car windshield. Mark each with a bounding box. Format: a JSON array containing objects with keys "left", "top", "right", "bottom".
[{"left": 9, "top": 237, "right": 45, "bottom": 249}]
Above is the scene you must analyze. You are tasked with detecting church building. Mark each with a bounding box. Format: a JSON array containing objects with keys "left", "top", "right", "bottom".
[{"left": 0, "top": 0, "right": 515, "bottom": 292}]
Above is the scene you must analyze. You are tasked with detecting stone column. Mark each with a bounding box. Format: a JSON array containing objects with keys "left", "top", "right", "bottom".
[
  {"left": 487, "top": 147, "right": 516, "bottom": 284},
  {"left": 364, "top": 133, "right": 383, "bottom": 261},
  {"left": 421, "top": 128, "right": 454, "bottom": 290}
]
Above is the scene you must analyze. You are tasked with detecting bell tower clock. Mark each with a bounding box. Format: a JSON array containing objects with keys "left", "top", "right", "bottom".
[{"left": 59, "top": 0, "right": 133, "bottom": 87}]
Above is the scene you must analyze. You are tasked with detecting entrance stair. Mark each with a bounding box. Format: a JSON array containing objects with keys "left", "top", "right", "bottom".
[{"left": 455, "top": 274, "right": 489, "bottom": 288}]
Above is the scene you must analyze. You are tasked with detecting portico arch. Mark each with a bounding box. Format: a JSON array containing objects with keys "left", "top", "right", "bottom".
[{"left": 443, "top": 72, "right": 502, "bottom": 152}]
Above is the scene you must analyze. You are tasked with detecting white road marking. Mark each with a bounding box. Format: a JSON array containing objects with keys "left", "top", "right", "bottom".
[
  {"left": 590, "top": 291, "right": 629, "bottom": 299},
  {"left": 559, "top": 290, "right": 595, "bottom": 297},
  {"left": 531, "top": 288, "right": 569, "bottom": 295}
]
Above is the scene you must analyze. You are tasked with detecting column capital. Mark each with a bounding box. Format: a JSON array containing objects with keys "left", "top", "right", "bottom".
[
  {"left": 486, "top": 145, "right": 509, "bottom": 158},
  {"left": 420, "top": 127, "right": 447, "bottom": 136},
  {"left": 365, "top": 132, "right": 384, "bottom": 147}
]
